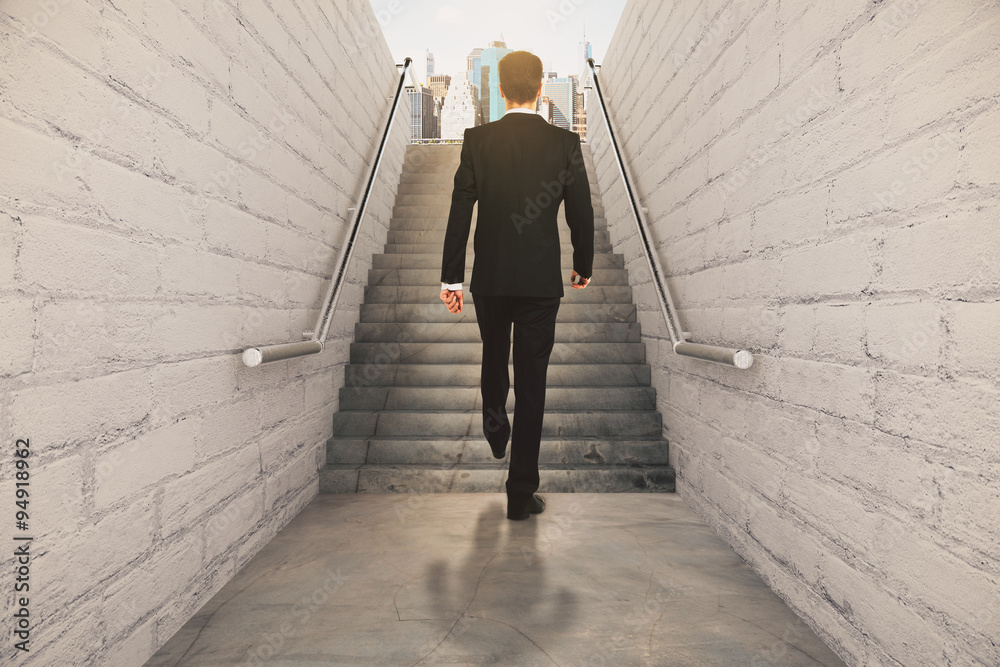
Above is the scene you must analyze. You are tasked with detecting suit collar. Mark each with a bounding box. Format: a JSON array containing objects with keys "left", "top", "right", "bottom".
[{"left": 500, "top": 111, "right": 544, "bottom": 122}]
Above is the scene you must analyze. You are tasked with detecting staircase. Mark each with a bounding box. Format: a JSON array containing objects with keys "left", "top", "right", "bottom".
[{"left": 319, "top": 143, "right": 675, "bottom": 494}]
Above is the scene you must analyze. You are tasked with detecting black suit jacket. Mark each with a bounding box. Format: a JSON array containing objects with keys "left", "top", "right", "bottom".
[{"left": 440, "top": 112, "right": 595, "bottom": 298}]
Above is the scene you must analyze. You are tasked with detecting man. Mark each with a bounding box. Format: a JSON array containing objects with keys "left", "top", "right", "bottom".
[{"left": 439, "top": 50, "right": 595, "bottom": 521}]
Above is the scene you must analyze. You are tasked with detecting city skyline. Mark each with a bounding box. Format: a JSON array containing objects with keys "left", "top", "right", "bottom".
[{"left": 372, "top": 0, "right": 627, "bottom": 84}]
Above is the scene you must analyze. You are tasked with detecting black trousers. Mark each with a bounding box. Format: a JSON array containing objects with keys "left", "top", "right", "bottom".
[{"left": 472, "top": 293, "right": 561, "bottom": 498}]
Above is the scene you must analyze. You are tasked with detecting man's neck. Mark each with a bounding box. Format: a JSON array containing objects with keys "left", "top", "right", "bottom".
[{"left": 505, "top": 101, "right": 537, "bottom": 112}]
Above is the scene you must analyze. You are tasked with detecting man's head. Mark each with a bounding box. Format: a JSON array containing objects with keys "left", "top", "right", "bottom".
[{"left": 498, "top": 50, "right": 543, "bottom": 108}]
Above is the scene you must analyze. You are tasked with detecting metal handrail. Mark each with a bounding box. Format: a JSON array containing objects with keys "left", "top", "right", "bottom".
[
  {"left": 242, "top": 57, "right": 413, "bottom": 367},
  {"left": 586, "top": 58, "right": 753, "bottom": 370}
]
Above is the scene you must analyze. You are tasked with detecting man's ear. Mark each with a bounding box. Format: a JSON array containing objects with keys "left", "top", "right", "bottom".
[{"left": 499, "top": 83, "right": 505, "bottom": 99}]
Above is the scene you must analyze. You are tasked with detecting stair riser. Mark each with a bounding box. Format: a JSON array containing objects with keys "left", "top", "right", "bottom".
[
  {"left": 384, "top": 243, "right": 616, "bottom": 255},
  {"left": 344, "top": 364, "right": 652, "bottom": 387},
  {"left": 348, "top": 341, "right": 645, "bottom": 365},
  {"left": 371, "top": 253, "right": 625, "bottom": 269},
  {"left": 338, "top": 386, "right": 657, "bottom": 411},
  {"left": 395, "top": 184, "right": 605, "bottom": 199},
  {"left": 367, "top": 269, "right": 628, "bottom": 286},
  {"left": 362, "top": 286, "right": 633, "bottom": 304},
  {"left": 392, "top": 205, "right": 606, "bottom": 218},
  {"left": 320, "top": 467, "right": 675, "bottom": 493},
  {"left": 387, "top": 217, "right": 609, "bottom": 230},
  {"left": 393, "top": 190, "right": 605, "bottom": 203},
  {"left": 358, "top": 303, "right": 637, "bottom": 323},
  {"left": 398, "top": 174, "right": 459, "bottom": 184},
  {"left": 327, "top": 438, "right": 670, "bottom": 466},
  {"left": 353, "top": 322, "right": 643, "bottom": 343},
  {"left": 331, "top": 411, "right": 662, "bottom": 438},
  {"left": 386, "top": 230, "right": 612, "bottom": 245},
  {"left": 401, "top": 162, "right": 601, "bottom": 179}
]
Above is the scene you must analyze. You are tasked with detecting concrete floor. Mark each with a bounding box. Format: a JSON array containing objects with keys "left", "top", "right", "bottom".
[{"left": 147, "top": 493, "right": 845, "bottom": 667}]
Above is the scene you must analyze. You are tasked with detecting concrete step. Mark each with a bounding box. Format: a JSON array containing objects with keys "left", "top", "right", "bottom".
[
  {"left": 343, "top": 362, "right": 652, "bottom": 387},
  {"left": 326, "top": 435, "right": 670, "bottom": 466},
  {"left": 391, "top": 204, "right": 606, "bottom": 218},
  {"left": 383, "top": 241, "right": 614, "bottom": 254},
  {"left": 362, "top": 285, "right": 632, "bottom": 304},
  {"left": 353, "top": 321, "right": 643, "bottom": 343},
  {"left": 395, "top": 183, "right": 607, "bottom": 198},
  {"left": 398, "top": 173, "right": 459, "bottom": 184},
  {"left": 367, "top": 268, "right": 628, "bottom": 286},
  {"left": 348, "top": 341, "right": 645, "bottom": 365},
  {"left": 397, "top": 174, "right": 601, "bottom": 190},
  {"left": 386, "top": 216, "right": 610, "bottom": 231},
  {"left": 392, "top": 193, "right": 607, "bottom": 211},
  {"left": 337, "top": 385, "right": 657, "bottom": 411},
  {"left": 371, "top": 252, "right": 625, "bottom": 269},
  {"left": 320, "top": 463, "right": 675, "bottom": 493},
  {"left": 357, "top": 302, "right": 637, "bottom": 323},
  {"left": 330, "top": 409, "right": 663, "bottom": 438},
  {"left": 388, "top": 214, "right": 609, "bottom": 230},
  {"left": 385, "top": 229, "right": 612, "bottom": 245}
]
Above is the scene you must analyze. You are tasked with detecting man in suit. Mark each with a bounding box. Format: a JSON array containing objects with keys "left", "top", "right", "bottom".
[{"left": 439, "top": 50, "right": 595, "bottom": 521}]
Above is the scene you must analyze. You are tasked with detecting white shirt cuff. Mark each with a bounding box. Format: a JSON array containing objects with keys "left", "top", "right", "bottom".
[{"left": 441, "top": 282, "right": 463, "bottom": 291}]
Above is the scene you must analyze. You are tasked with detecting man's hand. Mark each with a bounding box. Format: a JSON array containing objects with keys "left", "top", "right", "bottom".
[
  {"left": 570, "top": 269, "right": 590, "bottom": 289},
  {"left": 441, "top": 288, "right": 463, "bottom": 313}
]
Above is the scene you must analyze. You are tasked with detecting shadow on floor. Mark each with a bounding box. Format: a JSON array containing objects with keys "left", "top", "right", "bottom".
[{"left": 146, "top": 493, "right": 845, "bottom": 667}]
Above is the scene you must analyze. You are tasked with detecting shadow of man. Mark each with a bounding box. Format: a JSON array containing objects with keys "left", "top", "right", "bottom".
[{"left": 395, "top": 500, "right": 579, "bottom": 666}]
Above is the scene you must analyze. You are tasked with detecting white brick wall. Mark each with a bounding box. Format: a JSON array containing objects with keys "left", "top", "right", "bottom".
[
  {"left": 589, "top": 1, "right": 1000, "bottom": 664},
  {"left": 0, "top": 0, "right": 409, "bottom": 663}
]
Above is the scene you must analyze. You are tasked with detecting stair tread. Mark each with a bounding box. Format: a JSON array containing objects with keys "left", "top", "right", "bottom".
[
  {"left": 327, "top": 434, "right": 669, "bottom": 442},
  {"left": 331, "top": 408, "right": 665, "bottom": 414},
  {"left": 323, "top": 462, "right": 673, "bottom": 470}
]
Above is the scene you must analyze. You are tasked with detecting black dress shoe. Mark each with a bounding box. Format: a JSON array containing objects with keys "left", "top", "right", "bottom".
[{"left": 506, "top": 493, "right": 545, "bottom": 520}]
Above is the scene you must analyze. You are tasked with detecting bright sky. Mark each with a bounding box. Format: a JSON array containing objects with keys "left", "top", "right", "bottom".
[{"left": 369, "top": 0, "right": 628, "bottom": 83}]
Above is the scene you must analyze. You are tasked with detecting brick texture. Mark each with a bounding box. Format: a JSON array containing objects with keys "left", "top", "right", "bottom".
[
  {"left": 0, "top": 0, "right": 408, "bottom": 663},
  {"left": 588, "top": 1, "right": 1000, "bottom": 665}
]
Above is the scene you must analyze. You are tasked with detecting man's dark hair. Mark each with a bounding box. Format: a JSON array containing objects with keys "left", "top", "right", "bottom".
[{"left": 498, "top": 50, "right": 543, "bottom": 104}]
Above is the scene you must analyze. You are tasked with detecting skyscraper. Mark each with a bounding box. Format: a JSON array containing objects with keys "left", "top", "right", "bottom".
[
  {"left": 578, "top": 31, "right": 593, "bottom": 138},
  {"left": 425, "top": 50, "right": 435, "bottom": 81},
  {"left": 466, "top": 48, "right": 482, "bottom": 88},
  {"left": 479, "top": 39, "right": 513, "bottom": 123},
  {"left": 427, "top": 74, "right": 451, "bottom": 102},
  {"left": 579, "top": 33, "right": 593, "bottom": 90},
  {"left": 569, "top": 75, "right": 587, "bottom": 136},
  {"left": 541, "top": 74, "right": 576, "bottom": 131},
  {"left": 440, "top": 72, "right": 481, "bottom": 139},
  {"left": 427, "top": 74, "right": 452, "bottom": 138},
  {"left": 406, "top": 85, "right": 436, "bottom": 140}
]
